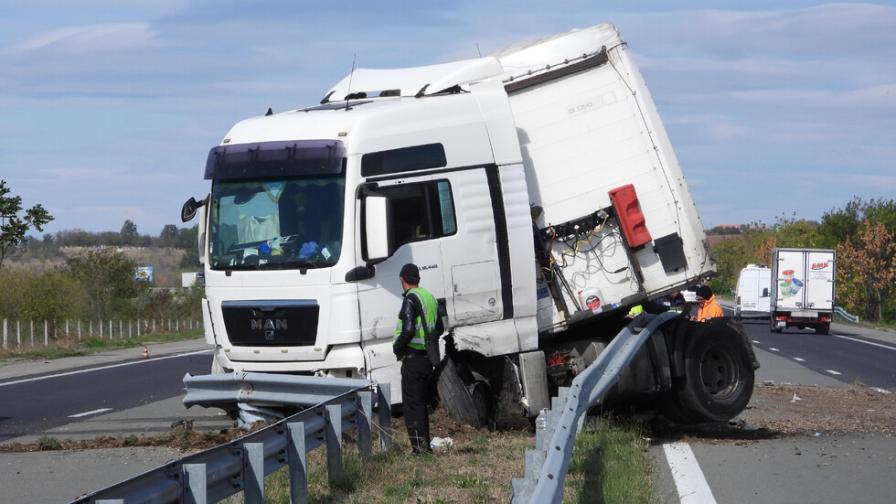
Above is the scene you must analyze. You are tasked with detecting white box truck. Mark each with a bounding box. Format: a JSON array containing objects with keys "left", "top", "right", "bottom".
[
  {"left": 735, "top": 264, "right": 772, "bottom": 320},
  {"left": 181, "top": 24, "right": 757, "bottom": 426},
  {"left": 770, "top": 248, "right": 836, "bottom": 334}
]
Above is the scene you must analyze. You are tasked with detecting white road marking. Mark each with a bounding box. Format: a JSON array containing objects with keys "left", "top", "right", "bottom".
[
  {"left": 833, "top": 334, "right": 896, "bottom": 352},
  {"left": 769, "top": 347, "right": 780, "bottom": 352},
  {"left": 0, "top": 349, "right": 212, "bottom": 388},
  {"left": 793, "top": 357, "right": 805, "bottom": 362},
  {"left": 826, "top": 369, "right": 842, "bottom": 376},
  {"left": 752, "top": 340, "right": 761, "bottom": 344},
  {"left": 68, "top": 408, "right": 112, "bottom": 418},
  {"left": 663, "top": 442, "right": 717, "bottom": 504}
]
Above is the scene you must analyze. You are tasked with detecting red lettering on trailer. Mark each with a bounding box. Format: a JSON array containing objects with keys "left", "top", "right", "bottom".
[{"left": 811, "top": 262, "right": 829, "bottom": 270}]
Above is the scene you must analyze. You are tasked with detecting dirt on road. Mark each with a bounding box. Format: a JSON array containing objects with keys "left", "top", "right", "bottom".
[{"left": 740, "top": 383, "right": 896, "bottom": 435}]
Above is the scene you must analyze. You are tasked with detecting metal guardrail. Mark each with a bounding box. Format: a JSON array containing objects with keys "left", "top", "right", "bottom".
[
  {"left": 511, "top": 312, "right": 679, "bottom": 504},
  {"left": 72, "top": 374, "right": 392, "bottom": 504},
  {"left": 834, "top": 306, "right": 860, "bottom": 324}
]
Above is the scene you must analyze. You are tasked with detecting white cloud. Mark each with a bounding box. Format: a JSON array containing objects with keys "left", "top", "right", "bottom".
[
  {"left": 727, "top": 83, "right": 896, "bottom": 108},
  {"left": 3, "top": 22, "right": 157, "bottom": 56}
]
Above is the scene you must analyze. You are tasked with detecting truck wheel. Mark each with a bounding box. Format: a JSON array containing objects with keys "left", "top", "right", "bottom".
[
  {"left": 816, "top": 324, "right": 830, "bottom": 335},
  {"left": 674, "top": 321, "right": 754, "bottom": 423},
  {"left": 436, "top": 355, "right": 490, "bottom": 429}
]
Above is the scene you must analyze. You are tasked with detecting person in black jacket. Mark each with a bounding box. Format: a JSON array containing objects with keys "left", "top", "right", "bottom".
[{"left": 393, "top": 263, "right": 441, "bottom": 454}]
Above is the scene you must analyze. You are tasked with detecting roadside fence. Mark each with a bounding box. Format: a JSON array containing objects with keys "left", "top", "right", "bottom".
[
  {"left": 511, "top": 312, "right": 678, "bottom": 503},
  {"left": 1, "top": 318, "right": 201, "bottom": 350},
  {"left": 73, "top": 376, "right": 392, "bottom": 504}
]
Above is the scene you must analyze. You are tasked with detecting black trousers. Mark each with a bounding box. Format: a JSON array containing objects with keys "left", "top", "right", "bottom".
[{"left": 401, "top": 354, "right": 433, "bottom": 453}]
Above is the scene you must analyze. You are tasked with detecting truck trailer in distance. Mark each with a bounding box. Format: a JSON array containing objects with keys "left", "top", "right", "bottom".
[
  {"left": 181, "top": 24, "right": 757, "bottom": 427},
  {"left": 770, "top": 248, "right": 836, "bottom": 334}
]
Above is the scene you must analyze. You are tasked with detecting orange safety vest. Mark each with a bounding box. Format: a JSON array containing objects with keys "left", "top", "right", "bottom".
[{"left": 695, "top": 295, "right": 724, "bottom": 322}]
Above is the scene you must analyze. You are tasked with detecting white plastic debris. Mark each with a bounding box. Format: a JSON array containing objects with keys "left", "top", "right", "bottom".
[
  {"left": 430, "top": 436, "right": 454, "bottom": 453},
  {"left": 871, "top": 387, "right": 892, "bottom": 395},
  {"left": 790, "top": 393, "right": 802, "bottom": 403}
]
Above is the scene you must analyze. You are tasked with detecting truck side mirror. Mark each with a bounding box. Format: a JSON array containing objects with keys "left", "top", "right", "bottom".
[
  {"left": 181, "top": 196, "right": 207, "bottom": 223},
  {"left": 762, "top": 288, "right": 769, "bottom": 297},
  {"left": 364, "top": 196, "right": 392, "bottom": 263}
]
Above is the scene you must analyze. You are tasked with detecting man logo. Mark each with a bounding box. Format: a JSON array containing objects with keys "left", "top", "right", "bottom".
[{"left": 251, "top": 318, "right": 288, "bottom": 340}]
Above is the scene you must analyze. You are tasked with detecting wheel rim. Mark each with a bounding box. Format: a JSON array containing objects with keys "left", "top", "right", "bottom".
[{"left": 700, "top": 345, "right": 740, "bottom": 398}]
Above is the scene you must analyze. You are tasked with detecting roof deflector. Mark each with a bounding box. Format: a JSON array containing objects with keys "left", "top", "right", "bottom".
[{"left": 323, "top": 57, "right": 504, "bottom": 101}]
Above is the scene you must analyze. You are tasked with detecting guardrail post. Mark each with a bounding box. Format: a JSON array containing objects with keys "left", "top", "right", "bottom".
[
  {"left": 183, "top": 463, "right": 208, "bottom": 504},
  {"left": 3, "top": 319, "right": 7, "bottom": 349},
  {"left": 377, "top": 384, "right": 392, "bottom": 452},
  {"left": 243, "top": 442, "right": 265, "bottom": 504},
  {"left": 16, "top": 320, "right": 21, "bottom": 347},
  {"left": 44, "top": 320, "right": 48, "bottom": 345},
  {"left": 325, "top": 404, "right": 343, "bottom": 484},
  {"left": 357, "top": 390, "right": 373, "bottom": 461},
  {"left": 287, "top": 421, "right": 309, "bottom": 504}
]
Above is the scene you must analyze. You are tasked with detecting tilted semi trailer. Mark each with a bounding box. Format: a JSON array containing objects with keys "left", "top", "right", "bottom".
[{"left": 181, "top": 24, "right": 757, "bottom": 427}]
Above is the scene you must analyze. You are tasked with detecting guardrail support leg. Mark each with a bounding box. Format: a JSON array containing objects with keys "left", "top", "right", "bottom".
[
  {"left": 243, "top": 442, "right": 265, "bottom": 504},
  {"left": 287, "top": 421, "right": 308, "bottom": 504},
  {"left": 377, "top": 384, "right": 392, "bottom": 452},
  {"left": 183, "top": 463, "right": 208, "bottom": 504},
  {"left": 325, "top": 404, "right": 343, "bottom": 485},
  {"left": 357, "top": 391, "right": 373, "bottom": 461}
]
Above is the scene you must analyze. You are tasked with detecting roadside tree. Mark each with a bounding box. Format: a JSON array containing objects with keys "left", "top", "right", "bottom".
[
  {"left": 836, "top": 220, "right": 896, "bottom": 322},
  {"left": 0, "top": 180, "right": 53, "bottom": 268},
  {"left": 63, "top": 249, "right": 146, "bottom": 320}
]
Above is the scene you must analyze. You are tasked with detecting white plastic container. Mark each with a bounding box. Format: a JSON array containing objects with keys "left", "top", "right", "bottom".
[{"left": 578, "top": 288, "right": 603, "bottom": 314}]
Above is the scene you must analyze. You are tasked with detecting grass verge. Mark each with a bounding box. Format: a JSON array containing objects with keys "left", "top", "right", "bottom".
[
  {"left": 0, "top": 329, "right": 203, "bottom": 363},
  {"left": 221, "top": 412, "right": 655, "bottom": 504},
  {"left": 256, "top": 431, "right": 531, "bottom": 503},
  {"left": 563, "top": 418, "right": 656, "bottom": 504}
]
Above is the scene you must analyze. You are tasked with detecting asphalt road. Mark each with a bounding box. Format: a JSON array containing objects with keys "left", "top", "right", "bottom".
[
  {"left": 0, "top": 351, "right": 212, "bottom": 442},
  {"left": 652, "top": 311, "right": 896, "bottom": 504},
  {"left": 741, "top": 318, "right": 896, "bottom": 387}
]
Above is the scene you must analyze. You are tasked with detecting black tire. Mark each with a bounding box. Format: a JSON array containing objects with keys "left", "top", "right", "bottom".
[
  {"left": 436, "top": 356, "right": 490, "bottom": 428},
  {"left": 816, "top": 324, "right": 830, "bottom": 335},
  {"left": 673, "top": 320, "right": 755, "bottom": 423}
]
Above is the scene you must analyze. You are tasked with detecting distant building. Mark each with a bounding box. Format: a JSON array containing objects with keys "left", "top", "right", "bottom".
[{"left": 182, "top": 271, "right": 204, "bottom": 288}]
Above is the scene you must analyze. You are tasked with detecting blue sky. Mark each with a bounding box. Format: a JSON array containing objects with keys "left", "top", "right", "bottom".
[{"left": 1, "top": 1, "right": 894, "bottom": 235}]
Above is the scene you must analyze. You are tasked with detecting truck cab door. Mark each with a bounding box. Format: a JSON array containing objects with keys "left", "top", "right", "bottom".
[{"left": 356, "top": 176, "right": 453, "bottom": 347}]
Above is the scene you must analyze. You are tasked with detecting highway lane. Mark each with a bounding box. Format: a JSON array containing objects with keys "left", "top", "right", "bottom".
[
  {"left": 736, "top": 316, "right": 896, "bottom": 388},
  {"left": 0, "top": 351, "right": 211, "bottom": 442}
]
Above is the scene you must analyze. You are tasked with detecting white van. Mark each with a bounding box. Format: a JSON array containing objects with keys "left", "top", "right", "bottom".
[{"left": 735, "top": 264, "right": 772, "bottom": 320}]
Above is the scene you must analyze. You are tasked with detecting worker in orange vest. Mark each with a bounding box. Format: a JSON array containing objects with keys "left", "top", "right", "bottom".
[{"left": 693, "top": 285, "right": 724, "bottom": 322}]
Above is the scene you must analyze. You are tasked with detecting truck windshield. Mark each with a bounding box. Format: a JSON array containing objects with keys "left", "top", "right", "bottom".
[{"left": 209, "top": 176, "right": 345, "bottom": 270}]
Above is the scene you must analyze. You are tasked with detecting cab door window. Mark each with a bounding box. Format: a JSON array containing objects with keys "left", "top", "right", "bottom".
[{"left": 379, "top": 180, "right": 456, "bottom": 249}]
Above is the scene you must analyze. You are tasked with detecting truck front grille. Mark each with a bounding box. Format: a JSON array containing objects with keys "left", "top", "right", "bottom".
[{"left": 221, "top": 300, "right": 319, "bottom": 347}]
